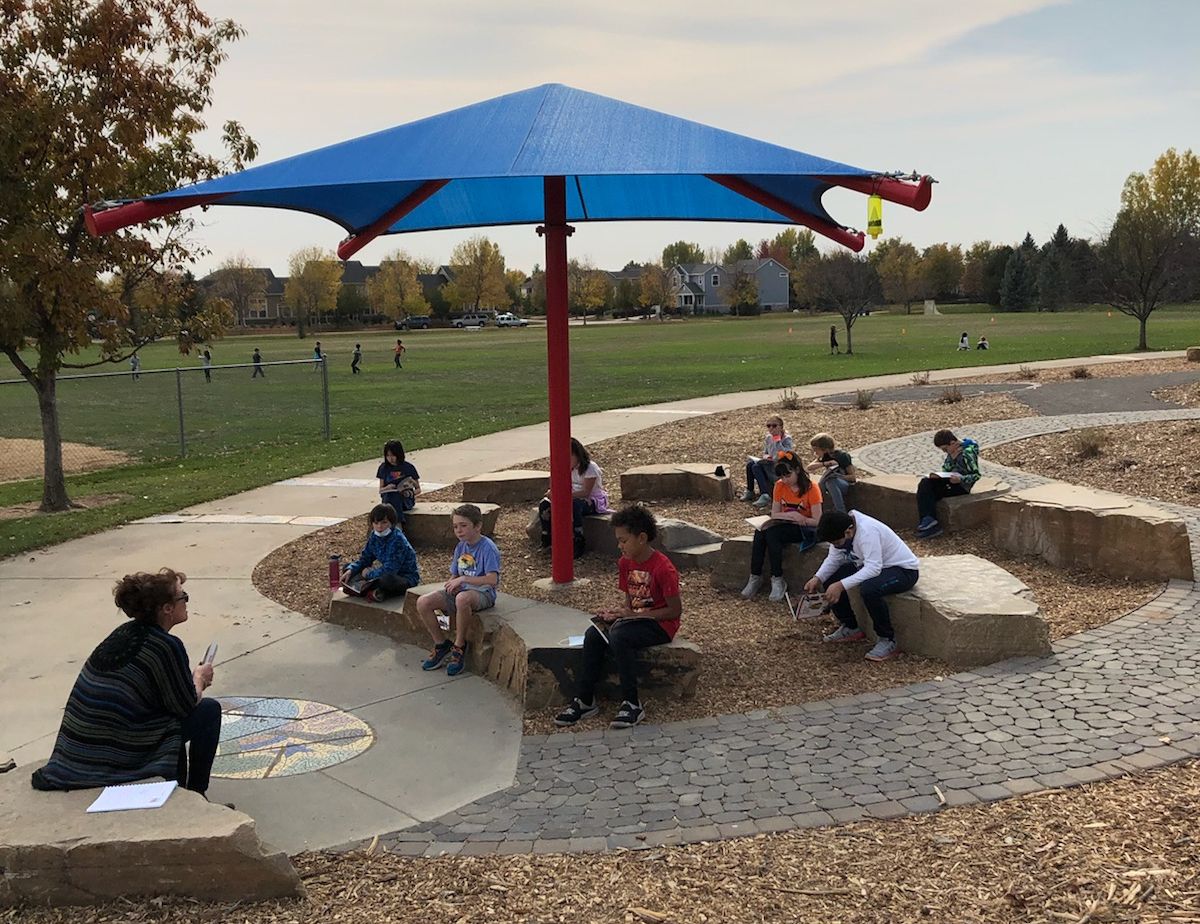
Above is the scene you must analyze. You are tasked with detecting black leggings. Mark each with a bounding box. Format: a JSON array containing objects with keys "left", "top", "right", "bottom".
[
  {"left": 176, "top": 697, "right": 222, "bottom": 795},
  {"left": 538, "top": 497, "right": 596, "bottom": 542},
  {"left": 750, "top": 522, "right": 816, "bottom": 577},
  {"left": 576, "top": 619, "right": 671, "bottom": 705}
]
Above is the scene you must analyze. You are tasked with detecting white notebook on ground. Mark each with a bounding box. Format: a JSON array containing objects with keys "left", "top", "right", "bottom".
[{"left": 86, "top": 780, "right": 178, "bottom": 813}]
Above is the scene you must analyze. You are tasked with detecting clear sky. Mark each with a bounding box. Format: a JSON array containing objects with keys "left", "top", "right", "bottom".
[{"left": 184, "top": 0, "right": 1200, "bottom": 276}]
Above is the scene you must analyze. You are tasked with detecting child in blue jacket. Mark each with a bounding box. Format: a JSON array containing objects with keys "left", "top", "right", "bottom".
[{"left": 341, "top": 505, "right": 420, "bottom": 602}]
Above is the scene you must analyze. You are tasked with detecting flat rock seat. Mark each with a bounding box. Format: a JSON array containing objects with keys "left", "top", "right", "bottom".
[
  {"left": 0, "top": 771, "right": 301, "bottom": 907},
  {"left": 620, "top": 463, "right": 735, "bottom": 502},
  {"left": 462, "top": 470, "right": 549, "bottom": 505},
  {"left": 402, "top": 501, "right": 500, "bottom": 547},
  {"left": 849, "top": 473, "right": 1010, "bottom": 533},
  {"left": 711, "top": 543, "right": 1049, "bottom": 668},
  {"left": 991, "top": 483, "right": 1193, "bottom": 581},
  {"left": 327, "top": 585, "right": 701, "bottom": 712},
  {"left": 582, "top": 513, "right": 725, "bottom": 569},
  {"left": 1186, "top": 346, "right": 1200, "bottom": 362}
]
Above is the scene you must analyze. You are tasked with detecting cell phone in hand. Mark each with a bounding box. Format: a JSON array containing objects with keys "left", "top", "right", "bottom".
[{"left": 202, "top": 642, "right": 218, "bottom": 666}]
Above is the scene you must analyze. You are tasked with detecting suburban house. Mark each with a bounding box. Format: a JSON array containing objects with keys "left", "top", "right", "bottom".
[
  {"left": 243, "top": 268, "right": 289, "bottom": 323},
  {"left": 667, "top": 259, "right": 790, "bottom": 314}
]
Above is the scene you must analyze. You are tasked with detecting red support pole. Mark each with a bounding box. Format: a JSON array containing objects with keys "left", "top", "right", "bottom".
[
  {"left": 84, "top": 194, "right": 229, "bottom": 237},
  {"left": 819, "top": 174, "right": 933, "bottom": 212},
  {"left": 539, "top": 176, "right": 575, "bottom": 584},
  {"left": 705, "top": 175, "right": 865, "bottom": 252},
  {"left": 337, "top": 179, "right": 449, "bottom": 260}
]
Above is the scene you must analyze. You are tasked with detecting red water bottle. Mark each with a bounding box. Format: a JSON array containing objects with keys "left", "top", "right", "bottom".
[{"left": 328, "top": 554, "right": 341, "bottom": 590}]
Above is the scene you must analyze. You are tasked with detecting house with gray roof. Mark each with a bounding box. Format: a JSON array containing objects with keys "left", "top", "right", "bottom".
[{"left": 667, "top": 258, "right": 790, "bottom": 314}]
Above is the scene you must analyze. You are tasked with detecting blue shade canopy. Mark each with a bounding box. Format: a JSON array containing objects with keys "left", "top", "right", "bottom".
[{"left": 143, "top": 83, "right": 884, "bottom": 237}]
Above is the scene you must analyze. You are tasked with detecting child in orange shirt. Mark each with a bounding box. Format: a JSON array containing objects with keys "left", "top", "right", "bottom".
[{"left": 741, "top": 452, "right": 824, "bottom": 603}]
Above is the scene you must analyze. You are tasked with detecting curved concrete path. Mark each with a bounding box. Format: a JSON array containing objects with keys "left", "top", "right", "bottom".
[{"left": 0, "top": 350, "right": 1189, "bottom": 854}]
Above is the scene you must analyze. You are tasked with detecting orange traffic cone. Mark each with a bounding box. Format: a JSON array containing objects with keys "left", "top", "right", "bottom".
[
  {"left": 990, "top": 316, "right": 995, "bottom": 323},
  {"left": 901, "top": 328, "right": 906, "bottom": 335},
  {"left": 788, "top": 326, "right": 793, "bottom": 335}
]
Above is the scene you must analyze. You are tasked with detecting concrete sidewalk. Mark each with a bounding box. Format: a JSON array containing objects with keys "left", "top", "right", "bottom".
[{"left": 0, "top": 350, "right": 1179, "bottom": 852}]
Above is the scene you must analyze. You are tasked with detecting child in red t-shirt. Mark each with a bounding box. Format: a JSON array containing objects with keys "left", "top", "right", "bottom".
[
  {"left": 554, "top": 505, "right": 682, "bottom": 730},
  {"left": 741, "top": 451, "right": 824, "bottom": 603}
]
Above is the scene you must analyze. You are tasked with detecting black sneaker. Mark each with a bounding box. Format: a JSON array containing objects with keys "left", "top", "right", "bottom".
[
  {"left": 553, "top": 697, "right": 599, "bottom": 726},
  {"left": 610, "top": 701, "right": 645, "bottom": 729}
]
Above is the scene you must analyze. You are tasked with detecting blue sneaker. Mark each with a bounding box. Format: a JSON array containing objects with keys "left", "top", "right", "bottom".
[
  {"left": 917, "top": 516, "right": 936, "bottom": 532},
  {"left": 421, "top": 640, "right": 452, "bottom": 671},
  {"left": 446, "top": 644, "right": 468, "bottom": 678},
  {"left": 917, "top": 521, "right": 943, "bottom": 539}
]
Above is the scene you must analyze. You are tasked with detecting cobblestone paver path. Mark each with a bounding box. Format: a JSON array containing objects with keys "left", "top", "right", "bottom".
[{"left": 372, "top": 409, "right": 1200, "bottom": 857}]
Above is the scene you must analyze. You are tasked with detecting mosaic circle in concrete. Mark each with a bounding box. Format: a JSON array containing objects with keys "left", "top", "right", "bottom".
[{"left": 211, "top": 696, "right": 374, "bottom": 780}]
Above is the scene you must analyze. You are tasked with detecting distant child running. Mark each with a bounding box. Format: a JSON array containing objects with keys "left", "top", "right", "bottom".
[
  {"left": 830, "top": 325, "right": 840, "bottom": 355},
  {"left": 251, "top": 348, "right": 265, "bottom": 378},
  {"left": 351, "top": 343, "right": 362, "bottom": 374},
  {"left": 741, "top": 452, "right": 823, "bottom": 603},
  {"left": 340, "top": 505, "right": 420, "bottom": 603},
  {"left": 806, "top": 432, "right": 857, "bottom": 513},
  {"left": 393, "top": 339, "right": 406, "bottom": 369},
  {"left": 915, "top": 429, "right": 980, "bottom": 538},
  {"left": 555, "top": 505, "right": 681, "bottom": 730},
  {"left": 202, "top": 349, "right": 212, "bottom": 383},
  {"left": 129, "top": 353, "right": 141, "bottom": 381},
  {"left": 376, "top": 440, "right": 421, "bottom": 522},
  {"left": 312, "top": 341, "right": 323, "bottom": 372},
  {"left": 416, "top": 505, "right": 501, "bottom": 678}
]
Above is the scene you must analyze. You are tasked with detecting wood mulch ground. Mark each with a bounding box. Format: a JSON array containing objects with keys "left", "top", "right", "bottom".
[
  {"left": 989, "top": 419, "right": 1200, "bottom": 505},
  {"left": 1158, "top": 379, "right": 1200, "bottom": 408},
  {"left": 11, "top": 758, "right": 1199, "bottom": 924},
  {"left": 254, "top": 392, "right": 1159, "bottom": 737},
  {"left": 964, "top": 356, "right": 1196, "bottom": 385}
]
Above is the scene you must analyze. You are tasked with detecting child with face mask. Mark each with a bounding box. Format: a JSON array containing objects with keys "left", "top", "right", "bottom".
[{"left": 340, "top": 505, "right": 421, "bottom": 603}]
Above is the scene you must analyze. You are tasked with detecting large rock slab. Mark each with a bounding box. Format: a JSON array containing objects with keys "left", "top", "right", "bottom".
[
  {"left": 620, "top": 463, "right": 735, "bottom": 502},
  {"left": 328, "top": 586, "right": 701, "bottom": 712},
  {"left": 402, "top": 501, "right": 500, "bottom": 547},
  {"left": 583, "top": 513, "right": 725, "bottom": 570},
  {"left": 710, "top": 534, "right": 828, "bottom": 593},
  {"left": 1187, "top": 346, "right": 1200, "bottom": 362},
  {"left": 880, "top": 554, "right": 1049, "bottom": 668},
  {"left": 462, "top": 470, "right": 549, "bottom": 506},
  {"left": 991, "top": 484, "right": 1193, "bottom": 581},
  {"left": 0, "top": 769, "right": 301, "bottom": 907},
  {"left": 850, "top": 473, "right": 1010, "bottom": 533}
]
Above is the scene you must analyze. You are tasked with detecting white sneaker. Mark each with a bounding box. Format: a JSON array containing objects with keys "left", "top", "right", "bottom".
[
  {"left": 865, "top": 638, "right": 899, "bottom": 661},
  {"left": 769, "top": 577, "right": 788, "bottom": 603},
  {"left": 740, "top": 488, "right": 757, "bottom": 502},
  {"left": 753, "top": 493, "right": 772, "bottom": 508},
  {"left": 740, "top": 575, "right": 764, "bottom": 599}
]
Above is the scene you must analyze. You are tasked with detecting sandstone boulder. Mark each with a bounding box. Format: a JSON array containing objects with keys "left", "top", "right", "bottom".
[
  {"left": 583, "top": 512, "right": 724, "bottom": 569},
  {"left": 462, "top": 470, "right": 549, "bottom": 505},
  {"left": 403, "top": 502, "right": 500, "bottom": 547},
  {"left": 991, "top": 484, "right": 1193, "bottom": 581},
  {"left": 849, "top": 473, "right": 1010, "bottom": 532},
  {"left": 710, "top": 535, "right": 828, "bottom": 592},
  {"left": 620, "top": 463, "right": 735, "bottom": 502},
  {"left": 0, "top": 770, "right": 301, "bottom": 907},
  {"left": 1187, "top": 346, "right": 1200, "bottom": 362}
]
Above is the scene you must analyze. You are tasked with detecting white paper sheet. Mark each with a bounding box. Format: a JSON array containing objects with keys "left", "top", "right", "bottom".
[{"left": 86, "top": 780, "right": 178, "bottom": 813}]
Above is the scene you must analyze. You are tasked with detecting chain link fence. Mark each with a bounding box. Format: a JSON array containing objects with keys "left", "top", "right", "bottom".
[{"left": 0, "top": 359, "right": 331, "bottom": 483}]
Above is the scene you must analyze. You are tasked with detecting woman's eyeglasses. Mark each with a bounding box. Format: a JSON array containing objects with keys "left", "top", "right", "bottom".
[{"left": 175, "top": 592, "right": 190, "bottom": 603}]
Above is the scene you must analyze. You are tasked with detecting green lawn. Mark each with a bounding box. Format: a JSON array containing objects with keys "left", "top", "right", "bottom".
[{"left": 1, "top": 307, "right": 1196, "bottom": 558}]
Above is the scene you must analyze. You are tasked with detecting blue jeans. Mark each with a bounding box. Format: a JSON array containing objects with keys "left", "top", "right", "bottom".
[
  {"left": 745, "top": 459, "right": 776, "bottom": 495},
  {"left": 826, "top": 563, "right": 918, "bottom": 641},
  {"left": 822, "top": 475, "right": 851, "bottom": 512}
]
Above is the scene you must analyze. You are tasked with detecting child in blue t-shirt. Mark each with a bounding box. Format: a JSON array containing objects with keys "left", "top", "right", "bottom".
[
  {"left": 416, "top": 504, "right": 501, "bottom": 678},
  {"left": 376, "top": 439, "right": 421, "bottom": 522}
]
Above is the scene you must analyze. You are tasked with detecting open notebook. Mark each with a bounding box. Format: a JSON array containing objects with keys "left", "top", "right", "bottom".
[{"left": 86, "top": 780, "right": 178, "bottom": 813}]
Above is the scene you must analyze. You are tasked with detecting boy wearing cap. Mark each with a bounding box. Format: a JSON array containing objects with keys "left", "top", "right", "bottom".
[{"left": 804, "top": 510, "right": 919, "bottom": 662}]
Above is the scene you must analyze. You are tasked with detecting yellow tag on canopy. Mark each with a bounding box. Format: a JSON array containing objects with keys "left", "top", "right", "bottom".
[{"left": 867, "top": 195, "right": 883, "bottom": 239}]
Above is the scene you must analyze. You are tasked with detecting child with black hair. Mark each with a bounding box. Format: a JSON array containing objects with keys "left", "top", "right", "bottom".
[
  {"left": 741, "top": 451, "right": 823, "bottom": 603},
  {"left": 377, "top": 440, "right": 421, "bottom": 522},
  {"left": 537, "top": 437, "right": 609, "bottom": 558},
  {"left": 554, "top": 505, "right": 682, "bottom": 730},
  {"left": 340, "top": 505, "right": 421, "bottom": 603}
]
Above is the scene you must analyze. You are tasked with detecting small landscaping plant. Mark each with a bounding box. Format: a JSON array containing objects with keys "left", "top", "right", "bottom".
[
  {"left": 779, "top": 386, "right": 800, "bottom": 410},
  {"left": 1071, "top": 366, "right": 1093, "bottom": 379},
  {"left": 1073, "top": 428, "right": 1108, "bottom": 459},
  {"left": 910, "top": 370, "right": 931, "bottom": 386},
  {"left": 1017, "top": 365, "right": 1038, "bottom": 380},
  {"left": 854, "top": 389, "right": 875, "bottom": 410},
  {"left": 937, "top": 385, "right": 964, "bottom": 404}
]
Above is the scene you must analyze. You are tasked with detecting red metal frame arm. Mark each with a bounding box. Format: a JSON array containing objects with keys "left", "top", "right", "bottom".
[
  {"left": 705, "top": 175, "right": 865, "bottom": 252},
  {"left": 820, "top": 174, "right": 933, "bottom": 212},
  {"left": 337, "top": 179, "right": 449, "bottom": 260},
  {"left": 84, "top": 194, "right": 230, "bottom": 237}
]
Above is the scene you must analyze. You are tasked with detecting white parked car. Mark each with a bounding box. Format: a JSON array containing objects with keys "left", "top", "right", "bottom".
[
  {"left": 495, "top": 312, "right": 529, "bottom": 327},
  {"left": 452, "top": 313, "right": 489, "bottom": 328}
]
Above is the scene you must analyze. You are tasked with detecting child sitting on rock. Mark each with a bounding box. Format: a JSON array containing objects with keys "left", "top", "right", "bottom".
[
  {"left": 340, "top": 505, "right": 420, "bottom": 603},
  {"left": 806, "top": 432, "right": 857, "bottom": 513},
  {"left": 416, "top": 504, "right": 501, "bottom": 678},
  {"left": 741, "top": 451, "right": 823, "bottom": 603},
  {"left": 916, "top": 429, "right": 980, "bottom": 539},
  {"left": 555, "top": 505, "right": 682, "bottom": 730}
]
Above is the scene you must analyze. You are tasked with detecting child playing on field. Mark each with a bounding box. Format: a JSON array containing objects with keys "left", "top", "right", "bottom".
[
  {"left": 393, "top": 339, "right": 406, "bottom": 369},
  {"left": 376, "top": 440, "right": 421, "bottom": 522},
  {"left": 416, "top": 505, "right": 501, "bottom": 678},
  {"left": 555, "top": 505, "right": 682, "bottom": 730},
  {"left": 741, "top": 451, "right": 823, "bottom": 603},
  {"left": 340, "top": 504, "right": 421, "bottom": 603},
  {"left": 806, "top": 433, "right": 857, "bottom": 513}
]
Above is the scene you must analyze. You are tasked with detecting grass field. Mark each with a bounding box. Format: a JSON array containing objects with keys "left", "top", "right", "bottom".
[{"left": 0, "top": 306, "right": 1196, "bottom": 557}]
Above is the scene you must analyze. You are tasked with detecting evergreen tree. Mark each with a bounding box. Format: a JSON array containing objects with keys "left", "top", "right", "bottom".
[
  {"left": 1000, "top": 249, "right": 1036, "bottom": 311},
  {"left": 982, "top": 245, "right": 1013, "bottom": 306},
  {"left": 1035, "top": 250, "right": 1066, "bottom": 312}
]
